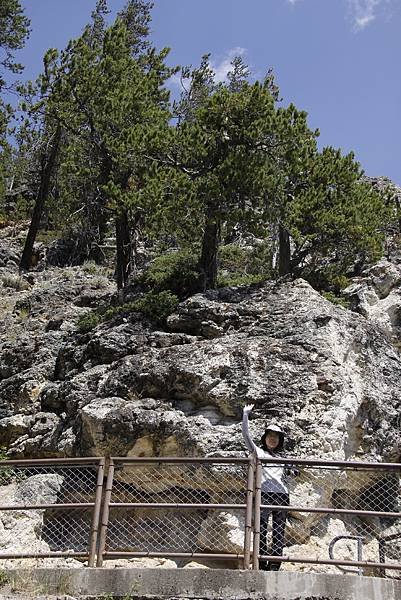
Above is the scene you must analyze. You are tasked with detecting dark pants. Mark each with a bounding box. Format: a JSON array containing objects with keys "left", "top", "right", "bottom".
[{"left": 260, "top": 492, "right": 289, "bottom": 571}]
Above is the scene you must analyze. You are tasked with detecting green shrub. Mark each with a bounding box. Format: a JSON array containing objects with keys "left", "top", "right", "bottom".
[
  {"left": 35, "top": 229, "right": 61, "bottom": 244},
  {"left": 321, "top": 291, "right": 350, "bottom": 309},
  {"left": 0, "top": 447, "right": 26, "bottom": 485},
  {"left": 132, "top": 290, "right": 179, "bottom": 323},
  {"left": 218, "top": 245, "right": 249, "bottom": 270},
  {"left": 77, "top": 312, "right": 103, "bottom": 333},
  {"left": 77, "top": 291, "right": 179, "bottom": 332},
  {"left": 217, "top": 242, "right": 272, "bottom": 288},
  {"left": 141, "top": 250, "right": 200, "bottom": 298}
]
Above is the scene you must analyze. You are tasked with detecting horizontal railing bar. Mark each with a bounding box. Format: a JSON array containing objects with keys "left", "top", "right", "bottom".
[
  {"left": 109, "top": 503, "right": 247, "bottom": 510},
  {"left": 258, "top": 457, "right": 401, "bottom": 469},
  {"left": 111, "top": 457, "right": 250, "bottom": 464},
  {"left": 259, "top": 554, "right": 401, "bottom": 571},
  {"left": 103, "top": 551, "right": 244, "bottom": 560},
  {"left": 110, "top": 455, "right": 401, "bottom": 469},
  {"left": 260, "top": 504, "right": 401, "bottom": 519},
  {"left": 0, "top": 457, "right": 102, "bottom": 466},
  {"left": 0, "top": 552, "right": 89, "bottom": 558},
  {"left": 0, "top": 455, "right": 396, "bottom": 469},
  {"left": 0, "top": 503, "right": 95, "bottom": 511}
]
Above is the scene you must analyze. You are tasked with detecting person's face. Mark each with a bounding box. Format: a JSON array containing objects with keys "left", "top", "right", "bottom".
[{"left": 264, "top": 431, "right": 280, "bottom": 450}]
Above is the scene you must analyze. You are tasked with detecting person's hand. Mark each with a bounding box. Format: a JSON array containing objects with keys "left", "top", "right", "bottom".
[{"left": 243, "top": 404, "right": 254, "bottom": 414}]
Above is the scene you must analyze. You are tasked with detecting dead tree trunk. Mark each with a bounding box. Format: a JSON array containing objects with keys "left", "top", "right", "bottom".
[
  {"left": 199, "top": 205, "right": 220, "bottom": 290},
  {"left": 115, "top": 208, "right": 131, "bottom": 291},
  {"left": 20, "top": 126, "right": 62, "bottom": 272},
  {"left": 278, "top": 223, "right": 291, "bottom": 276}
]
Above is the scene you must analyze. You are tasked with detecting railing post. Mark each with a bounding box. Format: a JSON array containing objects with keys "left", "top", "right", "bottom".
[
  {"left": 243, "top": 457, "right": 254, "bottom": 569},
  {"left": 96, "top": 458, "right": 115, "bottom": 567},
  {"left": 88, "top": 458, "right": 105, "bottom": 568},
  {"left": 252, "top": 457, "right": 262, "bottom": 570}
]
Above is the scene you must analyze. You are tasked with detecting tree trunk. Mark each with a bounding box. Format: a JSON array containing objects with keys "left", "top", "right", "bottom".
[
  {"left": 278, "top": 223, "right": 291, "bottom": 276},
  {"left": 96, "top": 153, "right": 113, "bottom": 242},
  {"left": 115, "top": 209, "right": 131, "bottom": 291},
  {"left": 199, "top": 206, "right": 220, "bottom": 290},
  {"left": 20, "top": 126, "right": 62, "bottom": 272}
]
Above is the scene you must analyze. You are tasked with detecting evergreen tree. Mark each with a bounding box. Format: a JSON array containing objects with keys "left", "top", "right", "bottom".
[
  {"left": 0, "top": 0, "right": 30, "bottom": 88},
  {"left": 158, "top": 75, "right": 281, "bottom": 289},
  {"left": 46, "top": 10, "right": 173, "bottom": 288},
  {"left": 284, "top": 147, "right": 388, "bottom": 284},
  {"left": 0, "top": 0, "right": 30, "bottom": 212}
]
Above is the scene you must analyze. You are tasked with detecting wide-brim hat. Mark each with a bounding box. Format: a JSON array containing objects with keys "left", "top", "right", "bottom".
[{"left": 261, "top": 423, "right": 285, "bottom": 451}]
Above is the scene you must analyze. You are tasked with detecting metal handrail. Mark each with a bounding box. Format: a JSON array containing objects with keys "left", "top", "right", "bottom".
[{"left": 0, "top": 455, "right": 399, "bottom": 574}]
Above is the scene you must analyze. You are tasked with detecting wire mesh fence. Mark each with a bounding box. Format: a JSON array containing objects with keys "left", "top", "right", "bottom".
[
  {"left": 97, "top": 458, "right": 253, "bottom": 566},
  {"left": 255, "top": 458, "right": 401, "bottom": 576},
  {"left": 0, "top": 458, "right": 104, "bottom": 565},
  {"left": 0, "top": 455, "right": 399, "bottom": 576}
]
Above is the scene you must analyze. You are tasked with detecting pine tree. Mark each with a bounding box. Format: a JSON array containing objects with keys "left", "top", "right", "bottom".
[
  {"left": 0, "top": 0, "right": 30, "bottom": 212},
  {"left": 47, "top": 12, "right": 173, "bottom": 288},
  {"left": 284, "top": 147, "right": 388, "bottom": 284},
  {"left": 0, "top": 0, "right": 30, "bottom": 88},
  {"left": 159, "top": 74, "right": 281, "bottom": 290}
]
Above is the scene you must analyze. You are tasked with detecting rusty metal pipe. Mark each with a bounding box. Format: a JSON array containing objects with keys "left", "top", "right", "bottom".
[
  {"left": 258, "top": 457, "right": 401, "bottom": 470},
  {"left": 258, "top": 554, "right": 401, "bottom": 571},
  {"left": 88, "top": 457, "right": 105, "bottom": 568},
  {"left": 108, "top": 503, "right": 247, "bottom": 510},
  {"left": 259, "top": 504, "right": 401, "bottom": 519},
  {"left": 243, "top": 458, "right": 254, "bottom": 570},
  {"left": 109, "top": 456, "right": 401, "bottom": 469},
  {"left": 103, "top": 551, "right": 244, "bottom": 560},
  {"left": 96, "top": 459, "right": 115, "bottom": 568},
  {"left": 252, "top": 459, "right": 262, "bottom": 571},
  {"left": 0, "top": 458, "right": 101, "bottom": 466},
  {"left": 0, "top": 503, "right": 95, "bottom": 510},
  {"left": 111, "top": 457, "right": 249, "bottom": 464},
  {"left": 0, "top": 552, "right": 89, "bottom": 558}
]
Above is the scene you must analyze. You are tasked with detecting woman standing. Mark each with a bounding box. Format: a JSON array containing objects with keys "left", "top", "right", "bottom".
[{"left": 242, "top": 404, "right": 289, "bottom": 571}]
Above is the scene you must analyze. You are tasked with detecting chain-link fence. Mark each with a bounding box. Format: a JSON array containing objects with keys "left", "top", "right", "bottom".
[
  {"left": 97, "top": 457, "right": 254, "bottom": 567},
  {"left": 254, "top": 457, "right": 401, "bottom": 576},
  {"left": 0, "top": 458, "right": 104, "bottom": 566},
  {"left": 0, "top": 455, "right": 399, "bottom": 576}
]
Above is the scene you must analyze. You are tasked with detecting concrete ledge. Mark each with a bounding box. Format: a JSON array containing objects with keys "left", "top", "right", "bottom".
[{"left": 3, "top": 568, "right": 401, "bottom": 600}]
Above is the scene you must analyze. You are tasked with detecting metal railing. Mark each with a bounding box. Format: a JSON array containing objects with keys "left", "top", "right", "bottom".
[
  {"left": 254, "top": 457, "right": 401, "bottom": 576},
  {"left": 0, "top": 455, "right": 399, "bottom": 576},
  {"left": 0, "top": 457, "right": 104, "bottom": 567},
  {"left": 96, "top": 457, "right": 253, "bottom": 567}
]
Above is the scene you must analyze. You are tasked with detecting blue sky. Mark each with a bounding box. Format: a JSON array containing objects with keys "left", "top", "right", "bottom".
[{"left": 16, "top": 0, "right": 401, "bottom": 185}]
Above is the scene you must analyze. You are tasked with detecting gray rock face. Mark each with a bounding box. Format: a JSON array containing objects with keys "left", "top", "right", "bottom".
[
  {"left": 1, "top": 227, "right": 401, "bottom": 568},
  {"left": 344, "top": 259, "right": 401, "bottom": 340},
  {"left": 1, "top": 277, "right": 400, "bottom": 463}
]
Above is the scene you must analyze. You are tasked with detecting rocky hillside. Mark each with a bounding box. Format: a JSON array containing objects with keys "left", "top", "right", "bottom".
[
  {"left": 1, "top": 223, "right": 401, "bottom": 462},
  {"left": 1, "top": 221, "right": 401, "bottom": 571}
]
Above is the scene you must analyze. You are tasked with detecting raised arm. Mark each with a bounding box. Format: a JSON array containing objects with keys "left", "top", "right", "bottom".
[{"left": 242, "top": 404, "right": 258, "bottom": 454}]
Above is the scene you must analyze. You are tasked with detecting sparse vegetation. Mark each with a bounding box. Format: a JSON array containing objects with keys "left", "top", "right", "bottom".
[
  {"left": 1, "top": 274, "right": 30, "bottom": 291},
  {"left": 141, "top": 250, "right": 200, "bottom": 298},
  {"left": 321, "top": 291, "right": 350, "bottom": 309},
  {"left": 217, "top": 242, "right": 273, "bottom": 288},
  {"left": 0, "top": 571, "right": 9, "bottom": 587},
  {"left": 77, "top": 290, "right": 179, "bottom": 332}
]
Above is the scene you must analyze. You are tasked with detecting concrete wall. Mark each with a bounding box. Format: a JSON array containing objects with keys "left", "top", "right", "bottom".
[{"left": 4, "top": 568, "right": 401, "bottom": 600}]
